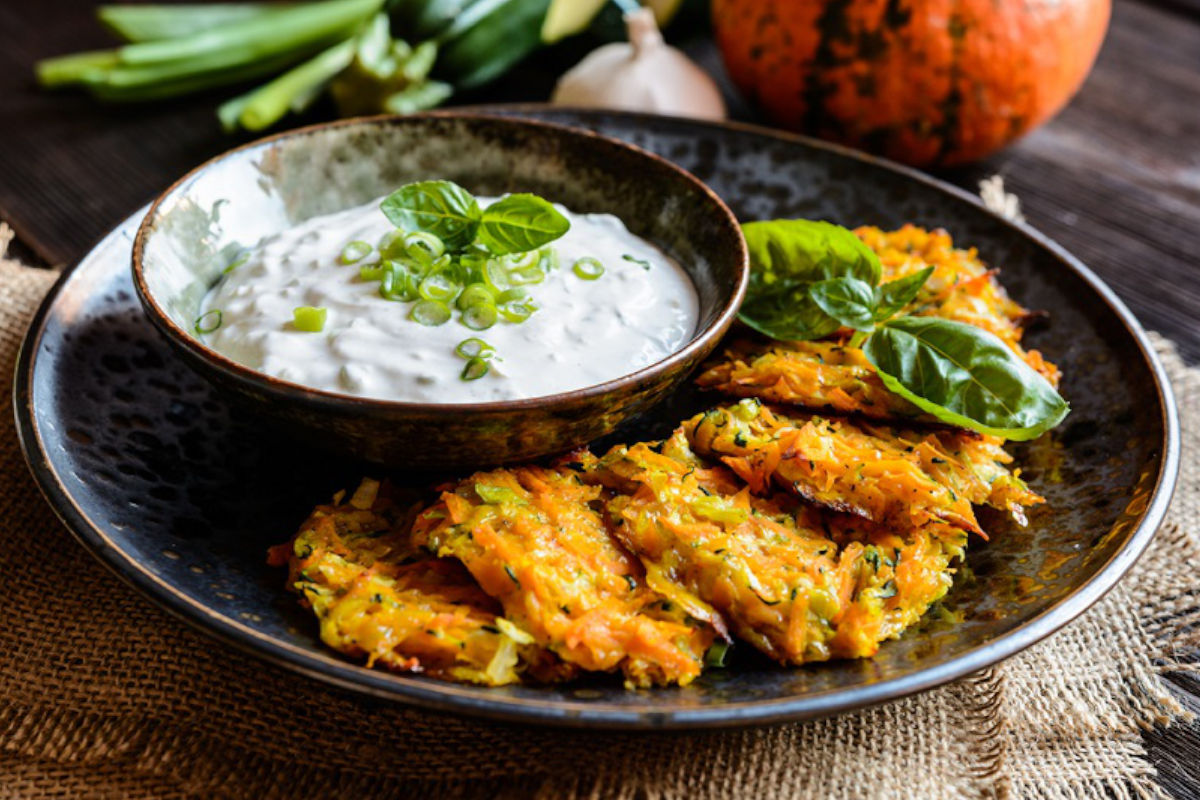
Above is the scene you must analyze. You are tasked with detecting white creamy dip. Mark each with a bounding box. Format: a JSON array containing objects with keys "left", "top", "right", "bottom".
[{"left": 199, "top": 195, "right": 699, "bottom": 403}]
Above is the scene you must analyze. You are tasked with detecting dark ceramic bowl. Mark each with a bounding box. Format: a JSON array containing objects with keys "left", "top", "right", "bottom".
[{"left": 131, "top": 114, "right": 748, "bottom": 468}]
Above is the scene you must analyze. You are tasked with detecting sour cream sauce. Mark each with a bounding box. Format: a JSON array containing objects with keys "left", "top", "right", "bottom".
[{"left": 199, "top": 196, "right": 699, "bottom": 403}]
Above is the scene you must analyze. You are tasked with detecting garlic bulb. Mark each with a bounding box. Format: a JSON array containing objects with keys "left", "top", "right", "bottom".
[{"left": 551, "top": 7, "right": 726, "bottom": 120}]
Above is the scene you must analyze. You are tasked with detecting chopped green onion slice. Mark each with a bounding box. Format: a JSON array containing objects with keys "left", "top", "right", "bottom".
[
  {"left": 404, "top": 231, "right": 445, "bottom": 262},
  {"left": 194, "top": 309, "right": 222, "bottom": 334},
  {"left": 418, "top": 272, "right": 460, "bottom": 302},
  {"left": 482, "top": 259, "right": 512, "bottom": 291},
  {"left": 462, "top": 302, "right": 498, "bottom": 331},
  {"left": 507, "top": 265, "right": 545, "bottom": 286},
  {"left": 410, "top": 299, "right": 451, "bottom": 326},
  {"left": 457, "top": 283, "right": 496, "bottom": 310},
  {"left": 461, "top": 356, "right": 490, "bottom": 381},
  {"left": 223, "top": 248, "right": 250, "bottom": 274},
  {"left": 359, "top": 264, "right": 385, "bottom": 281},
  {"left": 572, "top": 257, "right": 605, "bottom": 280},
  {"left": 378, "top": 230, "right": 407, "bottom": 261},
  {"left": 455, "top": 338, "right": 495, "bottom": 359},
  {"left": 495, "top": 287, "right": 529, "bottom": 304},
  {"left": 498, "top": 300, "right": 536, "bottom": 323},
  {"left": 292, "top": 306, "right": 327, "bottom": 333},
  {"left": 704, "top": 641, "right": 731, "bottom": 668},
  {"left": 537, "top": 247, "right": 560, "bottom": 272},
  {"left": 339, "top": 240, "right": 372, "bottom": 265},
  {"left": 379, "top": 264, "right": 418, "bottom": 302}
]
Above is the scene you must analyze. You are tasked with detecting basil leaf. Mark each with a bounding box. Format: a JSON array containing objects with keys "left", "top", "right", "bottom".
[
  {"left": 810, "top": 276, "right": 878, "bottom": 332},
  {"left": 863, "top": 317, "right": 1069, "bottom": 440},
  {"left": 380, "top": 180, "right": 481, "bottom": 251},
  {"left": 739, "top": 219, "right": 882, "bottom": 340},
  {"left": 477, "top": 193, "right": 570, "bottom": 255},
  {"left": 873, "top": 266, "right": 934, "bottom": 322}
]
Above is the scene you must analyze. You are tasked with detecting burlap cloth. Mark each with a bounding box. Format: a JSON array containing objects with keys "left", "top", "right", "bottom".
[{"left": 1, "top": 221, "right": 1197, "bottom": 799}]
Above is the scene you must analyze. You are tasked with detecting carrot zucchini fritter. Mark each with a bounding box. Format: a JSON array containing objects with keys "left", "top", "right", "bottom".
[
  {"left": 696, "top": 339, "right": 926, "bottom": 422},
  {"left": 685, "top": 401, "right": 1043, "bottom": 534},
  {"left": 855, "top": 224, "right": 1061, "bottom": 386},
  {"left": 584, "top": 433, "right": 967, "bottom": 664},
  {"left": 697, "top": 226, "right": 1060, "bottom": 425},
  {"left": 410, "top": 466, "right": 715, "bottom": 687},
  {"left": 268, "top": 479, "right": 566, "bottom": 686}
]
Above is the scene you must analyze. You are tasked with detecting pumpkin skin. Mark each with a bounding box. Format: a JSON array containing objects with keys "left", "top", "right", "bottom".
[{"left": 712, "top": 0, "right": 1111, "bottom": 166}]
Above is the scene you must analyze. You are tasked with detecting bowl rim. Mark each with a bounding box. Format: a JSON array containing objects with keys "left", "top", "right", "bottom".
[{"left": 130, "top": 112, "right": 750, "bottom": 411}]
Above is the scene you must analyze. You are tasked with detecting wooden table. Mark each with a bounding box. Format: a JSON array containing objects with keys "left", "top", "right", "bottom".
[{"left": 1, "top": 0, "right": 1197, "bottom": 795}]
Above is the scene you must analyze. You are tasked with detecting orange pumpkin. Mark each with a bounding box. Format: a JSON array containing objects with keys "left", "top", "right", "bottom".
[{"left": 712, "top": 0, "right": 1111, "bottom": 166}]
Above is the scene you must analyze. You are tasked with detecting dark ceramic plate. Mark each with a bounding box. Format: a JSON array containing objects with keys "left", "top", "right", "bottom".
[{"left": 15, "top": 109, "right": 1179, "bottom": 729}]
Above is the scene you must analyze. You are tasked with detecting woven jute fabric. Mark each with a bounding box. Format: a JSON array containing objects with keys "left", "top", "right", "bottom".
[{"left": 0, "top": 228, "right": 1197, "bottom": 800}]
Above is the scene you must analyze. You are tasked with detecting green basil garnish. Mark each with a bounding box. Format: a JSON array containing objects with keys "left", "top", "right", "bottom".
[
  {"left": 737, "top": 218, "right": 1069, "bottom": 440},
  {"left": 380, "top": 180, "right": 481, "bottom": 251},
  {"left": 477, "top": 193, "right": 570, "bottom": 255},
  {"left": 739, "top": 219, "right": 882, "bottom": 340},
  {"left": 863, "top": 316, "right": 1070, "bottom": 441},
  {"left": 873, "top": 266, "right": 935, "bottom": 322},
  {"left": 810, "top": 276, "right": 879, "bottom": 332}
]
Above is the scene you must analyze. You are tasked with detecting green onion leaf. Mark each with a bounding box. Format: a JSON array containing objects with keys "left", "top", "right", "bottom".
[
  {"left": 292, "top": 306, "right": 327, "bottom": 332},
  {"left": 462, "top": 302, "right": 498, "bottom": 331},
  {"left": 410, "top": 299, "right": 451, "bottom": 326},
  {"left": 194, "top": 309, "right": 223, "bottom": 334},
  {"left": 339, "top": 240, "right": 372, "bottom": 264},
  {"left": 622, "top": 253, "right": 652, "bottom": 270},
  {"left": 572, "top": 257, "right": 604, "bottom": 280},
  {"left": 461, "top": 356, "right": 490, "bottom": 381},
  {"left": 455, "top": 338, "right": 495, "bottom": 360}
]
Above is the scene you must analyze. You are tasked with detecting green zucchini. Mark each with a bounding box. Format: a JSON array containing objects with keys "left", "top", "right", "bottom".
[{"left": 434, "top": 0, "right": 550, "bottom": 89}]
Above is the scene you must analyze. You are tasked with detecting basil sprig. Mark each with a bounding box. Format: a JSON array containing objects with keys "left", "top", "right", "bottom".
[
  {"left": 737, "top": 219, "right": 1069, "bottom": 440},
  {"left": 380, "top": 180, "right": 570, "bottom": 254}
]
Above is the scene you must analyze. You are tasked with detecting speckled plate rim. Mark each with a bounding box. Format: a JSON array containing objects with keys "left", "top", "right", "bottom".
[{"left": 13, "top": 108, "right": 1181, "bottom": 730}]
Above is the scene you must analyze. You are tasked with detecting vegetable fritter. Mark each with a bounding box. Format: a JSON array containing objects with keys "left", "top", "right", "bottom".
[
  {"left": 855, "top": 224, "right": 1060, "bottom": 386},
  {"left": 696, "top": 339, "right": 926, "bottom": 422},
  {"left": 268, "top": 479, "right": 567, "bottom": 686},
  {"left": 410, "top": 465, "right": 716, "bottom": 687},
  {"left": 584, "top": 432, "right": 967, "bottom": 664},
  {"left": 685, "top": 401, "right": 1043, "bottom": 533}
]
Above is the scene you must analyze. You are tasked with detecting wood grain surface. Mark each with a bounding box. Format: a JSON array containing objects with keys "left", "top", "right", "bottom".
[{"left": 1, "top": 0, "right": 1197, "bottom": 795}]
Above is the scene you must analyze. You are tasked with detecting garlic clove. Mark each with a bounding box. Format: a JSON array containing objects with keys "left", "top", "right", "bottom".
[{"left": 551, "top": 7, "right": 726, "bottom": 121}]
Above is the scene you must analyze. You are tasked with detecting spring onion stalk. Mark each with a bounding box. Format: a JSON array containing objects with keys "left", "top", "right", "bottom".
[
  {"left": 116, "top": 0, "right": 381, "bottom": 65},
  {"left": 292, "top": 306, "right": 328, "bottom": 332},
  {"left": 36, "top": 50, "right": 121, "bottom": 87},
  {"left": 223, "top": 35, "right": 358, "bottom": 131},
  {"left": 98, "top": 3, "right": 298, "bottom": 43}
]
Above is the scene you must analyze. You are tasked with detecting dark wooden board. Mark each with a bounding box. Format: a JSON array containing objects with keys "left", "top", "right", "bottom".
[{"left": 0, "top": 0, "right": 1197, "bottom": 794}]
